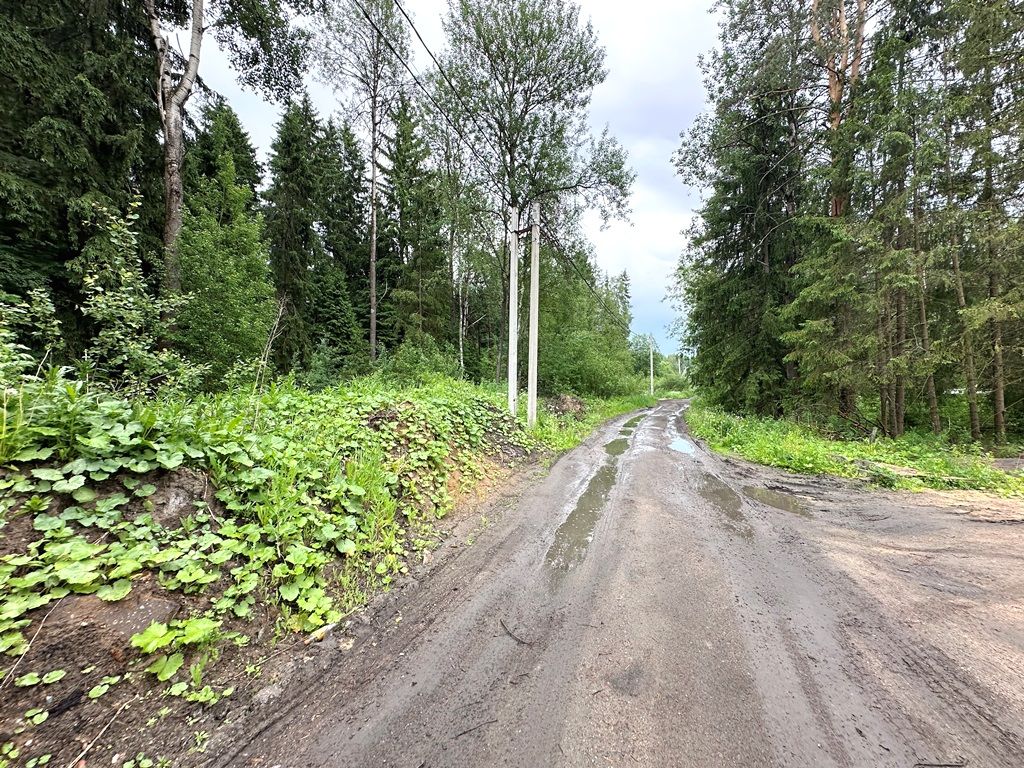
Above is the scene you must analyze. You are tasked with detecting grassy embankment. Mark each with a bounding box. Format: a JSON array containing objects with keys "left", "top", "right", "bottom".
[
  {"left": 0, "top": 374, "right": 650, "bottom": 766},
  {"left": 686, "top": 400, "right": 1024, "bottom": 497}
]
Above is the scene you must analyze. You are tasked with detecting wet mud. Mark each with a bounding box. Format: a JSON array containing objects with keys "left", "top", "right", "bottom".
[
  {"left": 742, "top": 485, "right": 812, "bottom": 517},
  {"left": 212, "top": 402, "right": 1024, "bottom": 768}
]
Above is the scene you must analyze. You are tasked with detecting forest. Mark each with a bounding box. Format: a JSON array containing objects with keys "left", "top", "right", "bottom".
[
  {"left": 676, "top": 0, "right": 1023, "bottom": 445},
  {"left": 0, "top": 0, "right": 648, "bottom": 400}
]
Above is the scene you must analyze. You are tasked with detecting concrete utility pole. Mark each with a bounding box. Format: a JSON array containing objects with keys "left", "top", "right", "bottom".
[
  {"left": 527, "top": 202, "right": 541, "bottom": 428},
  {"left": 507, "top": 208, "right": 520, "bottom": 416},
  {"left": 649, "top": 336, "right": 655, "bottom": 397}
]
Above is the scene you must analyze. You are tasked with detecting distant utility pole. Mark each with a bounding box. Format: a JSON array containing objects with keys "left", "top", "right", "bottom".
[
  {"left": 507, "top": 208, "right": 520, "bottom": 416},
  {"left": 527, "top": 202, "right": 541, "bottom": 428},
  {"left": 649, "top": 336, "right": 655, "bottom": 397}
]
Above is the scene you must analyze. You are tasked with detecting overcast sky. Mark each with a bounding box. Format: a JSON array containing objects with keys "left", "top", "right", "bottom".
[{"left": 201, "top": 0, "right": 718, "bottom": 352}]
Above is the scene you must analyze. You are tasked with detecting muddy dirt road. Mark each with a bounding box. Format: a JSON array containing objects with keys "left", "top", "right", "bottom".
[{"left": 213, "top": 400, "right": 1024, "bottom": 767}]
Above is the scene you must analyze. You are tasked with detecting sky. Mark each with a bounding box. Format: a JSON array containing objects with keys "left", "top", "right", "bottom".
[{"left": 201, "top": 0, "right": 719, "bottom": 352}]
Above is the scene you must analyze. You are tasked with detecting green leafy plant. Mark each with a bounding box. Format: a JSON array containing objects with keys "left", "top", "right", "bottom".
[{"left": 687, "top": 401, "right": 1024, "bottom": 496}]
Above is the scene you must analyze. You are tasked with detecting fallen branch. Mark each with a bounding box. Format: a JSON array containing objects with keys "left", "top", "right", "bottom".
[
  {"left": 65, "top": 699, "right": 131, "bottom": 768},
  {"left": 499, "top": 618, "right": 531, "bottom": 645},
  {"left": 454, "top": 718, "right": 498, "bottom": 739}
]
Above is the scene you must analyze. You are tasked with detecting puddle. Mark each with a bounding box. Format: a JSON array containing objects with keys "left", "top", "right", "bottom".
[
  {"left": 669, "top": 436, "right": 696, "bottom": 455},
  {"left": 695, "top": 474, "right": 753, "bottom": 540},
  {"left": 623, "top": 415, "right": 644, "bottom": 428},
  {"left": 604, "top": 437, "right": 629, "bottom": 456},
  {"left": 742, "top": 486, "right": 812, "bottom": 518},
  {"left": 546, "top": 461, "right": 618, "bottom": 573},
  {"left": 619, "top": 428, "right": 633, "bottom": 436}
]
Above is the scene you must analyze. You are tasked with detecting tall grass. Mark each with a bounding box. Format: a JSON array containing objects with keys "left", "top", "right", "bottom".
[{"left": 686, "top": 401, "right": 1024, "bottom": 496}]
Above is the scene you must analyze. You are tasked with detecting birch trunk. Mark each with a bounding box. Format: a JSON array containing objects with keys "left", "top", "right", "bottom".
[
  {"left": 146, "top": 0, "right": 204, "bottom": 299},
  {"left": 369, "top": 112, "right": 379, "bottom": 361}
]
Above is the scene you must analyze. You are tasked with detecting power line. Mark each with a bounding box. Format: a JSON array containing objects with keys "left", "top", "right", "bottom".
[
  {"left": 347, "top": 0, "right": 508, "bottom": 211},
  {"left": 389, "top": 0, "right": 518, "bottom": 213},
  {"left": 355, "top": 0, "right": 637, "bottom": 343},
  {"left": 539, "top": 217, "right": 634, "bottom": 339}
]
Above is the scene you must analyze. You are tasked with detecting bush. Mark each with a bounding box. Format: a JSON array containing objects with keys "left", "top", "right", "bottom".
[
  {"left": 71, "top": 200, "right": 199, "bottom": 394},
  {"left": 376, "top": 334, "right": 461, "bottom": 385},
  {"left": 656, "top": 372, "right": 690, "bottom": 395}
]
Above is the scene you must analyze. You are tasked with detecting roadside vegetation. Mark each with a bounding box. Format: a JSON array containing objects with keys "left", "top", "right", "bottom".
[
  {"left": 0, "top": 352, "right": 650, "bottom": 765},
  {"left": 687, "top": 400, "right": 1024, "bottom": 496},
  {"left": 0, "top": 0, "right": 660, "bottom": 760}
]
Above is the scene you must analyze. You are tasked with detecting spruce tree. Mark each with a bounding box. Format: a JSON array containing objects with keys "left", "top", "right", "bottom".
[
  {"left": 382, "top": 97, "right": 449, "bottom": 348},
  {"left": 176, "top": 150, "right": 275, "bottom": 387},
  {"left": 264, "top": 96, "right": 324, "bottom": 370},
  {"left": 0, "top": 0, "right": 162, "bottom": 307},
  {"left": 186, "top": 100, "right": 264, "bottom": 207}
]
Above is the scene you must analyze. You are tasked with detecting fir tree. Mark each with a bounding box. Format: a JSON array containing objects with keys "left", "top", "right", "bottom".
[
  {"left": 176, "top": 150, "right": 275, "bottom": 386},
  {"left": 264, "top": 96, "right": 324, "bottom": 370}
]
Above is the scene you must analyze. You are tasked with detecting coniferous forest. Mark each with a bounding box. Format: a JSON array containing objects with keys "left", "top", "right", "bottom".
[
  {"left": 676, "top": 0, "right": 1023, "bottom": 443},
  {"left": 1, "top": 0, "right": 641, "bottom": 399}
]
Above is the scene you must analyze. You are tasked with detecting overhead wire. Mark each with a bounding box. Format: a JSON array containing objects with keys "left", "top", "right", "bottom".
[
  {"left": 347, "top": 0, "right": 509, "bottom": 212},
  {"left": 360, "top": 0, "right": 643, "bottom": 344},
  {"left": 539, "top": 217, "right": 635, "bottom": 339}
]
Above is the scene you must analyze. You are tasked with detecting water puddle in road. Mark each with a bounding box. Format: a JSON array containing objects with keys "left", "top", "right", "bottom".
[
  {"left": 742, "top": 486, "right": 812, "bottom": 518},
  {"left": 669, "top": 436, "right": 697, "bottom": 455},
  {"left": 604, "top": 438, "right": 629, "bottom": 456},
  {"left": 545, "top": 457, "right": 620, "bottom": 574},
  {"left": 695, "top": 474, "right": 753, "bottom": 540},
  {"left": 623, "top": 415, "right": 645, "bottom": 428},
  {"left": 619, "top": 428, "right": 633, "bottom": 436}
]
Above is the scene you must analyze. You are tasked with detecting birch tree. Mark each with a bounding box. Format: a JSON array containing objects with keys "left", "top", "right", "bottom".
[
  {"left": 317, "top": 0, "right": 410, "bottom": 361},
  {"left": 143, "top": 0, "right": 315, "bottom": 298},
  {"left": 439, "top": 0, "right": 633, "bottom": 221}
]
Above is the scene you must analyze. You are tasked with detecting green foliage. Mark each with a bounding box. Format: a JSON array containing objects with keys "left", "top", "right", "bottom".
[
  {"left": 687, "top": 401, "right": 1024, "bottom": 496},
  {"left": 538, "top": 261, "right": 638, "bottom": 398},
  {"left": 265, "top": 96, "right": 323, "bottom": 369},
  {"left": 265, "top": 96, "right": 368, "bottom": 374},
  {"left": 376, "top": 335, "right": 461, "bottom": 386},
  {"left": 441, "top": 0, "right": 633, "bottom": 216},
  {"left": 675, "top": 0, "right": 1024, "bottom": 442},
  {"left": 382, "top": 96, "right": 449, "bottom": 347},
  {"left": 0, "top": 301, "right": 37, "bottom": 387},
  {"left": 655, "top": 373, "right": 690, "bottom": 397},
  {"left": 0, "top": 0, "right": 162, "bottom": 299},
  {"left": 176, "top": 150, "right": 275, "bottom": 386},
  {"left": 71, "top": 201, "right": 198, "bottom": 394},
  {"left": 186, "top": 100, "right": 263, "bottom": 204},
  {"left": 0, "top": 370, "right": 544, "bottom": 662}
]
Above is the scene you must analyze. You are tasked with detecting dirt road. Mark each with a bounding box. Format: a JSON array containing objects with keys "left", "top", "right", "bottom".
[{"left": 212, "top": 400, "right": 1024, "bottom": 767}]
